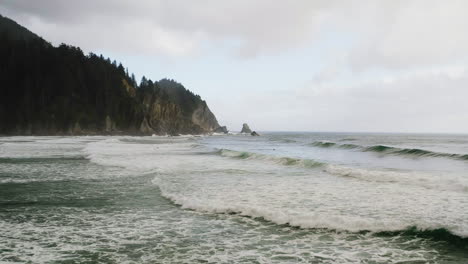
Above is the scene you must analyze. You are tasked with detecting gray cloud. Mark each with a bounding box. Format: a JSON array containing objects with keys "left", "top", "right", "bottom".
[
  {"left": 0, "top": 0, "right": 331, "bottom": 56},
  {"left": 1, "top": 0, "right": 467, "bottom": 68},
  {"left": 2, "top": 0, "right": 468, "bottom": 132},
  {"left": 344, "top": 0, "right": 468, "bottom": 70}
]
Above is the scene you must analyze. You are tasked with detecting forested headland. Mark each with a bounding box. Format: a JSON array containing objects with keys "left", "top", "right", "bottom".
[{"left": 0, "top": 14, "right": 221, "bottom": 135}]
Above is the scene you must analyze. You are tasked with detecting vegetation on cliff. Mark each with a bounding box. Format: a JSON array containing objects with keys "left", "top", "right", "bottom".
[{"left": 0, "top": 14, "right": 220, "bottom": 135}]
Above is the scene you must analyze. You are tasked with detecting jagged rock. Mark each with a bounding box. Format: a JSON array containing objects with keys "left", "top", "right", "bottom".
[
  {"left": 140, "top": 117, "right": 154, "bottom": 134},
  {"left": 241, "top": 123, "right": 252, "bottom": 134},
  {"left": 251, "top": 131, "right": 259, "bottom": 136},
  {"left": 214, "top": 126, "right": 228, "bottom": 134}
]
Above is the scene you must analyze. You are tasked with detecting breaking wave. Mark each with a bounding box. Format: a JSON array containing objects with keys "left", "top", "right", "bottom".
[
  {"left": 309, "top": 141, "right": 337, "bottom": 148},
  {"left": 216, "top": 149, "right": 324, "bottom": 168},
  {"left": 155, "top": 182, "right": 468, "bottom": 247},
  {"left": 375, "top": 227, "right": 468, "bottom": 249},
  {"left": 309, "top": 141, "right": 468, "bottom": 161},
  {"left": 214, "top": 148, "right": 468, "bottom": 193}
]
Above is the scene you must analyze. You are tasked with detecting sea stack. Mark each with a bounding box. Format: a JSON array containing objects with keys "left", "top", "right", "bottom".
[{"left": 240, "top": 123, "right": 252, "bottom": 134}]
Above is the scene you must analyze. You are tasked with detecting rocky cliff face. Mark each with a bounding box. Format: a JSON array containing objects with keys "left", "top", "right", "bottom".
[
  {"left": 191, "top": 103, "right": 220, "bottom": 132},
  {"left": 135, "top": 80, "right": 219, "bottom": 135},
  {"left": 140, "top": 93, "right": 220, "bottom": 135}
]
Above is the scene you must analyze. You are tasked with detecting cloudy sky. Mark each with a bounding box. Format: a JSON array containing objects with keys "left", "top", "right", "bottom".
[{"left": 1, "top": 0, "right": 467, "bottom": 133}]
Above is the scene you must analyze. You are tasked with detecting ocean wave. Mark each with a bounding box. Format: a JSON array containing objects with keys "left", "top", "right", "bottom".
[
  {"left": 214, "top": 148, "right": 468, "bottom": 193},
  {"left": 309, "top": 141, "right": 337, "bottom": 148},
  {"left": 375, "top": 227, "right": 468, "bottom": 249},
  {"left": 216, "top": 149, "right": 324, "bottom": 168},
  {"left": 154, "top": 183, "right": 468, "bottom": 246},
  {"left": 309, "top": 141, "right": 468, "bottom": 161}
]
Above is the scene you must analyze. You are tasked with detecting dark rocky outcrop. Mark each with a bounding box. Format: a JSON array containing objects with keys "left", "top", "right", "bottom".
[
  {"left": 214, "top": 126, "right": 229, "bottom": 134},
  {"left": 240, "top": 123, "right": 252, "bottom": 134},
  {"left": 0, "top": 15, "right": 223, "bottom": 136},
  {"left": 138, "top": 79, "right": 221, "bottom": 135},
  {"left": 251, "top": 131, "right": 260, "bottom": 136}
]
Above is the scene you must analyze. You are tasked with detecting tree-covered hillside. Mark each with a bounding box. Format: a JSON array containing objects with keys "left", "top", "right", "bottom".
[{"left": 0, "top": 15, "right": 221, "bottom": 135}]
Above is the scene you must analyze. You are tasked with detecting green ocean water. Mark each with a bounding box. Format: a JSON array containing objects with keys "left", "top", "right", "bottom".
[{"left": 1, "top": 134, "right": 467, "bottom": 263}]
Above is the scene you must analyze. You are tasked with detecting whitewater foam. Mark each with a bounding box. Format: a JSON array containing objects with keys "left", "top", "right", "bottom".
[
  {"left": 2, "top": 134, "right": 468, "bottom": 263},
  {"left": 78, "top": 137, "right": 468, "bottom": 240},
  {"left": 324, "top": 164, "right": 468, "bottom": 193},
  {"left": 153, "top": 174, "right": 468, "bottom": 239}
]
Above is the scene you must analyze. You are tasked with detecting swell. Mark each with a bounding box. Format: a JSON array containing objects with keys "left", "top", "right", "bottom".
[
  {"left": 309, "top": 141, "right": 468, "bottom": 161},
  {"left": 375, "top": 227, "right": 468, "bottom": 249},
  {"left": 309, "top": 141, "right": 337, "bottom": 148},
  {"left": 213, "top": 148, "right": 468, "bottom": 193},
  {"left": 155, "top": 184, "right": 468, "bottom": 248},
  {"left": 215, "top": 149, "right": 324, "bottom": 168}
]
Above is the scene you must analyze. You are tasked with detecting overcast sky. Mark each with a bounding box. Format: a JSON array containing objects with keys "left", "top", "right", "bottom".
[{"left": 1, "top": 0, "right": 468, "bottom": 133}]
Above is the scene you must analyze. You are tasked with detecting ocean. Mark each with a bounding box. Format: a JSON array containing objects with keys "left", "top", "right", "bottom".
[{"left": 0, "top": 132, "right": 467, "bottom": 263}]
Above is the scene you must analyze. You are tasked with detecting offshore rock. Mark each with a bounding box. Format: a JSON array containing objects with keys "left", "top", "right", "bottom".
[
  {"left": 241, "top": 123, "right": 252, "bottom": 134},
  {"left": 251, "top": 131, "right": 260, "bottom": 136}
]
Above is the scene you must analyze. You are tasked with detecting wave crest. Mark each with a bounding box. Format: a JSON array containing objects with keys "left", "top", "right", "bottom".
[
  {"left": 217, "top": 149, "right": 324, "bottom": 168},
  {"left": 309, "top": 141, "right": 468, "bottom": 161},
  {"left": 215, "top": 148, "right": 468, "bottom": 193},
  {"left": 309, "top": 141, "right": 336, "bottom": 148},
  {"left": 154, "top": 180, "right": 468, "bottom": 247}
]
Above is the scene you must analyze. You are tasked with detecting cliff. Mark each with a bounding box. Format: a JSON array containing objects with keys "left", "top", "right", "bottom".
[
  {"left": 0, "top": 15, "right": 221, "bottom": 135},
  {"left": 138, "top": 80, "right": 220, "bottom": 135}
]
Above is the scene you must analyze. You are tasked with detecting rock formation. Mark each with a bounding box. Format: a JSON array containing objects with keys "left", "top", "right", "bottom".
[
  {"left": 240, "top": 123, "right": 252, "bottom": 134},
  {"left": 251, "top": 131, "right": 260, "bottom": 136},
  {"left": 191, "top": 103, "right": 220, "bottom": 132},
  {"left": 214, "top": 126, "right": 229, "bottom": 134},
  {"left": 139, "top": 117, "right": 154, "bottom": 134},
  {"left": 140, "top": 82, "right": 221, "bottom": 135}
]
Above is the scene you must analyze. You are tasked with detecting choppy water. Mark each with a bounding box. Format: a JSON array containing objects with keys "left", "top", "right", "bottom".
[{"left": 1, "top": 133, "right": 467, "bottom": 263}]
